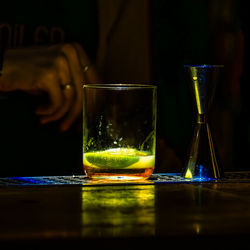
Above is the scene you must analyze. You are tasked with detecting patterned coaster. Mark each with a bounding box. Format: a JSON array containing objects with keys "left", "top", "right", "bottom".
[{"left": 0, "top": 172, "right": 250, "bottom": 186}]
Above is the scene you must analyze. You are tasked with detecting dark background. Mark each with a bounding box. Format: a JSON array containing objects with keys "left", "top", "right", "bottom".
[
  {"left": 0, "top": 0, "right": 249, "bottom": 176},
  {"left": 152, "top": 0, "right": 248, "bottom": 173}
]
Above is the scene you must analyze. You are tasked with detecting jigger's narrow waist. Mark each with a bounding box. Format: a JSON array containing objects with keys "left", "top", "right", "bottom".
[{"left": 197, "top": 114, "right": 206, "bottom": 124}]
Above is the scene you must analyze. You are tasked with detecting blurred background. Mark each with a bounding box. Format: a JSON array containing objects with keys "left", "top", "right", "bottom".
[{"left": 0, "top": 0, "right": 249, "bottom": 176}]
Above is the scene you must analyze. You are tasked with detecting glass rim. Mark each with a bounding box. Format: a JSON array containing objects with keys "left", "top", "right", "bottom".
[{"left": 83, "top": 83, "right": 157, "bottom": 89}]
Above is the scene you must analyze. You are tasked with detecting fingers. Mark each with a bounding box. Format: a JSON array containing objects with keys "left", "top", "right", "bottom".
[
  {"left": 58, "top": 44, "right": 84, "bottom": 132},
  {"left": 35, "top": 70, "right": 64, "bottom": 116},
  {"left": 73, "top": 43, "right": 101, "bottom": 83},
  {"left": 33, "top": 43, "right": 99, "bottom": 132},
  {"left": 40, "top": 85, "right": 75, "bottom": 125},
  {"left": 38, "top": 55, "right": 75, "bottom": 125}
]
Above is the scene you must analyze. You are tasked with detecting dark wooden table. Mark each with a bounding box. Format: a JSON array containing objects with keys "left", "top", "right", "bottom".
[{"left": 1, "top": 174, "right": 250, "bottom": 249}]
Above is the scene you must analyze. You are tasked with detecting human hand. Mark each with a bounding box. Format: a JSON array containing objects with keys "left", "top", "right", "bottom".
[{"left": 0, "top": 43, "right": 100, "bottom": 131}]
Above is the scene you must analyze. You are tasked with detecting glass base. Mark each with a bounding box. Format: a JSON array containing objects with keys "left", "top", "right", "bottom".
[{"left": 84, "top": 167, "right": 154, "bottom": 182}]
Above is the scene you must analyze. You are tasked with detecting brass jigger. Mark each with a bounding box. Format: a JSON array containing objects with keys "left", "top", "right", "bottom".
[{"left": 183, "top": 65, "right": 224, "bottom": 181}]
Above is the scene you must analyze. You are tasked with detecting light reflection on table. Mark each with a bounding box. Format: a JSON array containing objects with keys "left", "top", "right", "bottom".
[
  {"left": 1, "top": 174, "right": 250, "bottom": 248},
  {"left": 81, "top": 185, "right": 155, "bottom": 238}
]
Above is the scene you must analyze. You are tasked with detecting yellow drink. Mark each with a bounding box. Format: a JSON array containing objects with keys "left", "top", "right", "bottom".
[{"left": 83, "top": 148, "right": 155, "bottom": 181}]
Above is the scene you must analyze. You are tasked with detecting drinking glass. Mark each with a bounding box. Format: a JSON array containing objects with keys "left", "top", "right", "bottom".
[{"left": 83, "top": 84, "right": 157, "bottom": 181}]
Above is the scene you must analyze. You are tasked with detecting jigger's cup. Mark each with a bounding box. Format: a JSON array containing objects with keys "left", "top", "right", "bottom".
[{"left": 83, "top": 84, "right": 157, "bottom": 181}]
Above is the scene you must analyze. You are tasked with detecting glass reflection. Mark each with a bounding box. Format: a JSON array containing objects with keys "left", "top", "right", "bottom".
[{"left": 81, "top": 185, "right": 155, "bottom": 237}]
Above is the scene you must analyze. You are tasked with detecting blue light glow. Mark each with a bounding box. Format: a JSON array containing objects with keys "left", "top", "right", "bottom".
[
  {"left": 12, "top": 177, "right": 49, "bottom": 185},
  {"left": 184, "top": 64, "right": 224, "bottom": 68}
]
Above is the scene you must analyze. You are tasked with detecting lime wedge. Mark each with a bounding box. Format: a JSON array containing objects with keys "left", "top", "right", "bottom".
[{"left": 84, "top": 148, "right": 140, "bottom": 169}]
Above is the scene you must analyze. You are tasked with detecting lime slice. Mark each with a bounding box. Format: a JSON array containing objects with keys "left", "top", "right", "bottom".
[
  {"left": 84, "top": 148, "right": 140, "bottom": 169},
  {"left": 126, "top": 155, "right": 155, "bottom": 169}
]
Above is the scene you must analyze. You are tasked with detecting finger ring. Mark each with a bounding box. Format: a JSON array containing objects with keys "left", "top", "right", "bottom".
[
  {"left": 83, "top": 64, "right": 90, "bottom": 73},
  {"left": 61, "top": 83, "right": 73, "bottom": 90}
]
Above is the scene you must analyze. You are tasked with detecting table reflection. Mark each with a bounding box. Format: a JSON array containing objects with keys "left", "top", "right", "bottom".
[{"left": 81, "top": 185, "right": 155, "bottom": 237}]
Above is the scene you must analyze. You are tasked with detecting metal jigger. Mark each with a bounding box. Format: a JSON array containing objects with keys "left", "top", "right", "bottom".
[{"left": 183, "top": 65, "right": 224, "bottom": 181}]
